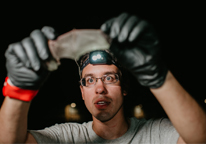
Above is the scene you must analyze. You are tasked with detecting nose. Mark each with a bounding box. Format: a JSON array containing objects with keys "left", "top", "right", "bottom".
[{"left": 95, "top": 78, "right": 107, "bottom": 94}]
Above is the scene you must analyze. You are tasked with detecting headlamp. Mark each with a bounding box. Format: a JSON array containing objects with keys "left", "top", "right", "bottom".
[
  {"left": 90, "top": 51, "right": 114, "bottom": 64},
  {"left": 77, "top": 50, "right": 120, "bottom": 75}
]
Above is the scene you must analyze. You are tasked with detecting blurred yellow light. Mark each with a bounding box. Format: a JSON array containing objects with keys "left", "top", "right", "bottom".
[
  {"left": 71, "top": 103, "right": 76, "bottom": 108},
  {"left": 65, "top": 104, "right": 80, "bottom": 122},
  {"left": 134, "top": 104, "right": 144, "bottom": 119},
  {"left": 204, "top": 99, "right": 206, "bottom": 103}
]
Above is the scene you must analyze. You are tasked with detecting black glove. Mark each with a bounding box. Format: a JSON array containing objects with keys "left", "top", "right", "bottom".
[
  {"left": 101, "top": 13, "right": 168, "bottom": 88},
  {"left": 5, "top": 26, "right": 57, "bottom": 90}
]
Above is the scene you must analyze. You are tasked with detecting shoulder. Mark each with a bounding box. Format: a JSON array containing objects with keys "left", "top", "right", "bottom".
[
  {"left": 130, "top": 117, "right": 179, "bottom": 143},
  {"left": 29, "top": 121, "right": 93, "bottom": 143},
  {"left": 145, "top": 117, "right": 175, "bottom": 131},
  {"left": 48, "top": 121, "right": 92, "bottom": 136},
  {"left": 130, "top": 117, "right": 177, "bottom": 136},
  {"left": 55, "top": 121, "right": 92, "bottom": 130},
  {"left": 131, "top": 117, "right": 172, "bottom": 127}
]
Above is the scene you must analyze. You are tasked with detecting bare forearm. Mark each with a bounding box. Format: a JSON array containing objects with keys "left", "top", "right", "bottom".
[
  {"left": 0, "top": 97, "right": 30, "bottom": 143},
  {"left": 151, "top": 71, "right": 206, "bottom": 143}
]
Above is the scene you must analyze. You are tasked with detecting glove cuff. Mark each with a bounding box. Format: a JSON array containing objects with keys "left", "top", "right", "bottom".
[{"left": 2, "top": 77, "right": 39, "bottom": 102}]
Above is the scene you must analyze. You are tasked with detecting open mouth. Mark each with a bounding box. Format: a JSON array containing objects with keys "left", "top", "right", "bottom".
[
  {"left": 94, "top": 100, "right": 110, "bottom": 109},
  {"left": 97, "top": 101, "right": 108, "bottom": 105}
]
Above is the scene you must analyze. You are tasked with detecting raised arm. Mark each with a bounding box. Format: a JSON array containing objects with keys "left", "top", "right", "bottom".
[
  {"left": 101, "top": 12, "right": 206, "bottom": 143},
  {"left": 0, "top": 26, "right": 57, "bottom": 143},
  {"left": 0, "top": 97, "right": 36, "bottom": 143},
  {"left": 151, "top": 71, "right": 206, "bottom": 143}
]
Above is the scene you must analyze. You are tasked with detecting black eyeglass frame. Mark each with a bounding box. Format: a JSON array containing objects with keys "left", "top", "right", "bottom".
[{"left": 79, "top": 73, "right": 120, "bottom": 87}]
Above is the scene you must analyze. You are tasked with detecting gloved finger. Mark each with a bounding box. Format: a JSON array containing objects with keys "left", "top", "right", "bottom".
[
  {"left": 100, "top": 17, "right": 115, "bottom": 34},
  {"left": 41, "top": 26, "right": 58, "bottom": 40},
  {"left": 109, "top": 13, "right": 130, "bottom": 39},
  {"left": 109, "top": 41, "right": 123, "bottom": 60},
  {"left": 30, "top": 29, "right": 50, "bottom": 61},
  {"left": 128, "top": 20, "right": 149, "bottom": 42},
  {"left": 118, "top": 15, "right": 139, "bottom": 43},
  {"left": 6, "top": 43, "right": 31, "bottom": 68},
  {"left": 21, "top": 37, "right": 41, "bottom": 71}
]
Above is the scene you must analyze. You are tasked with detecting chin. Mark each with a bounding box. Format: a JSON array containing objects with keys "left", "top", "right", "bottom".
[{"left": 94, "top": 112, "right": 115, "bottom": 122}]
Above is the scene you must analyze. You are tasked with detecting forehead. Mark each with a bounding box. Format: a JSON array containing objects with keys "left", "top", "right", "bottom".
[{"left": 82, "top": 64, "right": 119, "bottom": 77}]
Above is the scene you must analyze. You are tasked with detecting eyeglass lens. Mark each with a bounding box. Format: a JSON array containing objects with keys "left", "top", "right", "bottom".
[{"left": 81, "top": 74, "right": 119, "bottom": 87}]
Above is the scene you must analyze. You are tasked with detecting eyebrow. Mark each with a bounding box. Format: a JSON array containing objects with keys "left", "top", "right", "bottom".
[{"left": 83, "top": 71, "right": 117, "bottom": 78}]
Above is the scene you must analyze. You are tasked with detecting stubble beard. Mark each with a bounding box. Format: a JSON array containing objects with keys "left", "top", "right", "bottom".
[{"left": 94, "top": 104, "right": 124, "bottom": 122}]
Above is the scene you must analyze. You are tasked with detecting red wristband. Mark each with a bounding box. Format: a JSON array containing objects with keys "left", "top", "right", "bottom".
[{"left": 2, "top": 77, "right": 39, "bottom": 102}]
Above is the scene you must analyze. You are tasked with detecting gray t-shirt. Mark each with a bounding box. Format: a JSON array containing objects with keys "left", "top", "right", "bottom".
[{"left": 29, "top": 117, "right": 179, "bottom": 143}]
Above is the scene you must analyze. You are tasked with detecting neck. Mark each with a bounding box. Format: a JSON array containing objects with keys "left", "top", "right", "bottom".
[{"left": 92, "top": 108, "right": 129, "bottom": 140}]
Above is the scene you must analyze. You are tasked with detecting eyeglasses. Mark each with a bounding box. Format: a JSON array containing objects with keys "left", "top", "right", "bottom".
[{"left": 80, "top": 74, "right": 120, "bottom": 87}]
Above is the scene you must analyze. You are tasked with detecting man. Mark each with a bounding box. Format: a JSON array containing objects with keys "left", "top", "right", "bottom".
[{"left": 0, "top": 13, "right": 206, "bottom": 143}]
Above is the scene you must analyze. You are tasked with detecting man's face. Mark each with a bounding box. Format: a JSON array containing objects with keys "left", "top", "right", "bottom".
[{"left": 80, "top": 64, "right": 125, "bottom": 122}]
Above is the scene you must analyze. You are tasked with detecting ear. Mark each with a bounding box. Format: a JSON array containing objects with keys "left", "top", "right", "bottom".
[
  {"left": 80, "top": 85, "right": 85, "bottom": 100},
  {"left": 123, "top": 90, "right": 127, "bottom": 96}
]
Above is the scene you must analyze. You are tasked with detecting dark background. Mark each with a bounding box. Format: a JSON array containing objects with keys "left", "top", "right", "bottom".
[{"left": 0, "top": 2, "right": 205, "bottom": 130}]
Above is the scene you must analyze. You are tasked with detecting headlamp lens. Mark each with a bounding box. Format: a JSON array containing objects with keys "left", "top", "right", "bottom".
[{"left": 89, "top": 51, "right": 112, "bottom": 65}]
